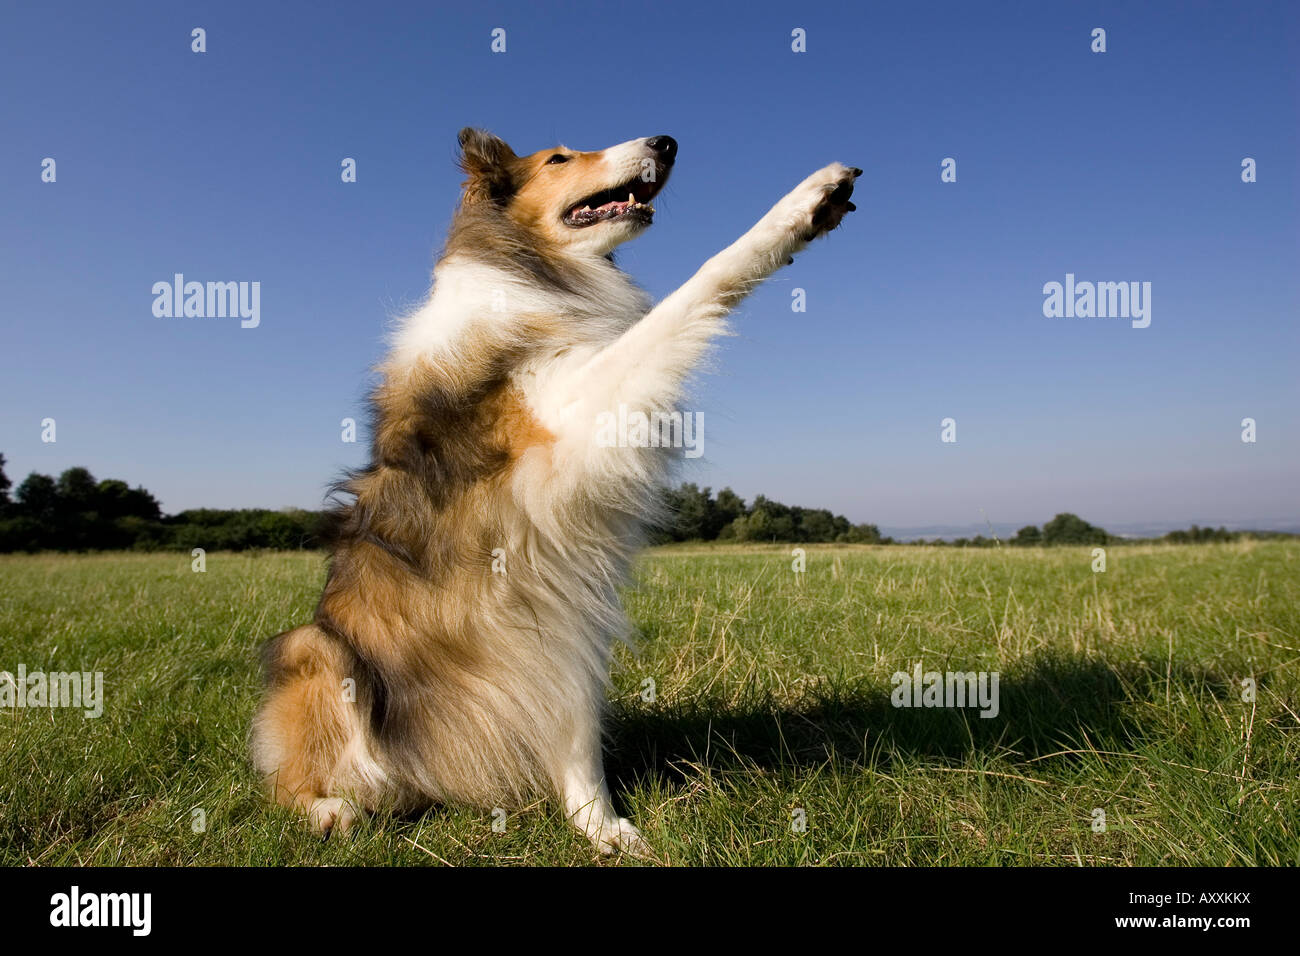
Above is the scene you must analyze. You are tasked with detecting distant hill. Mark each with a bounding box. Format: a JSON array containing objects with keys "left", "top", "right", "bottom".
[{"left": 882, "top": 518, "right": 1300, "bottom": 543}]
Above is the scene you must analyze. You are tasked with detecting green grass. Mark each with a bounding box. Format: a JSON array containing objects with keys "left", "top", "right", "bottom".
[{"left": 1, "top": 541, "right": 1297, "bottom": 866}]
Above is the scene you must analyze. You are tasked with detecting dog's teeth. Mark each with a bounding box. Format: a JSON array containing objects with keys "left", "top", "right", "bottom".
[{"left": 628, "top": 193, "right": 635, "bottom": 204}]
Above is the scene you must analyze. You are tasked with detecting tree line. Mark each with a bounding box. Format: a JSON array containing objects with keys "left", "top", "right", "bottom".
[
  {"left": 0, "top": 454, "right": 1275, "bottom": 552},
  {"left": 0, "top": 456, "right": 325, "bottom": 553},
  {"left": 654, "top": 483, "right": 889, "bottom": 543}
]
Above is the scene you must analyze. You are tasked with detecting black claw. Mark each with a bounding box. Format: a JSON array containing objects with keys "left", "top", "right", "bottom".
[
  {"left": 829, "top": 182, "right": 853, "bottom": 203},
  {"left": 846, "top": 201, "right": 857, "bottom": 211},
  {"left": 851, "top": 167, "right": 863, "bottom": 177},
  {"left": 786, "top": 256, "right": 795, "bottom": 265}
]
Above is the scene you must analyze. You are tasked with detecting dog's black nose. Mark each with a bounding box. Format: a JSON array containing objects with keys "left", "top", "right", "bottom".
[{"left": 646, "top": 135, "right": 677, "bottom": 163}]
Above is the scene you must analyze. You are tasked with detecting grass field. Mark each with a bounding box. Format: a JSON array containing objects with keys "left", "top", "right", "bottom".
[{"left": 1, "top": 541, "right": 1297, "bottom": 866}]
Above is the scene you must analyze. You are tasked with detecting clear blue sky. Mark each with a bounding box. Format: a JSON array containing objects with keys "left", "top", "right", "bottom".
[{"left": 2, "top": 0, "right": 1296, "bottom": 531}]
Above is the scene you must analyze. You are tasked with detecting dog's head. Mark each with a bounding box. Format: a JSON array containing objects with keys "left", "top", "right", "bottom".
[{"left": 456, "top": 129, "right": 676, "bottom": 257}]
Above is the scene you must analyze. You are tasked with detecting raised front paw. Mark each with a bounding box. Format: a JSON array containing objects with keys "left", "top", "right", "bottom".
[
  {"left": 764, "top": 163, "right": 861, "bottom": 253},
  {"left": 796, "top": 162, "right": 861, "bottom": 241}
]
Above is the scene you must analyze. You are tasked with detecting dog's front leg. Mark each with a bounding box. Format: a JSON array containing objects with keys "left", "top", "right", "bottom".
[
  {"left": 556, "top": 723, "right": 651, "bottom": 858},
  {"left": 569, "top": 163, "right": 860, "bottom": 417}
]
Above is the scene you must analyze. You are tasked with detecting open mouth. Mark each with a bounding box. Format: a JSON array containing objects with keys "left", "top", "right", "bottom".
[{"left": 562, "top": 176, "right": 662, "bottom": 228}]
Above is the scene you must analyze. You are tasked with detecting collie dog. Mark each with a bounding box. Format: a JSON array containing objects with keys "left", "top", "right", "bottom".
[{"left": 251, "top": 129, "right": 858, "bottom": 854}]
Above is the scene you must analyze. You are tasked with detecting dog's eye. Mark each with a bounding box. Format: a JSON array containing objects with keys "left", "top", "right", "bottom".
[{"left": 546, "top": 154, "right": 570, "bottom": 165}]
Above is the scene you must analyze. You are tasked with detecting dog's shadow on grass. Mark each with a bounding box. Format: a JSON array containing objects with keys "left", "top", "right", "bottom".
[{"left": 605, "top": 654, "right": 1232, "bottom": 793}]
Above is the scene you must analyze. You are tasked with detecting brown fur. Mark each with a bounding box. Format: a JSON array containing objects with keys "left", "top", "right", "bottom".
[
  {"left": 258, "top": 624, "right": 372, "bottom": 813},
  {"left": 445, "top": 129, "right": 646, "bottom": 294},
  {"left": 253, "top": 315, "right": 574, "bottom": 815}
]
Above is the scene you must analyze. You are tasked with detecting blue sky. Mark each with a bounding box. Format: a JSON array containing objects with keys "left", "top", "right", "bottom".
[{"left": 2, "top": 0, "right": 1296, "bottom": 532}]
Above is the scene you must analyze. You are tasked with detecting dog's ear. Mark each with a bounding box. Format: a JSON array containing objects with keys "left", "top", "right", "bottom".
[{"left": 457, "top": 128, "right": 518, "bottom": 204}]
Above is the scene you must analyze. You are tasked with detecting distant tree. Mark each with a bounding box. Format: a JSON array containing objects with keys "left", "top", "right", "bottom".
[
  {"left": 56, "top": 467, "right": 98, "bottom": 510},
  {"left": 711, "top": 487, "right": 745, "bottom": 539},
  {"left": 258, "top": 510, "right": 312, "bottom": 550},
  {"left": 705, "top": 488, "right": 886, "bottom": 544},
  {"left": 0, "top": 453, "right": 11, "bottom": 510},
  {"left": 0, "top": 515, "right": 41, "bottom": 551},
  {"left": 1164, "top": 524, "right": 1236, "bottom": 544},
  {"left": 1042, "top": 513, "right": 1110, "bottom": 546},
  {"left": 6, "top": 473, "right": 59, "bottom": 550},
  {"left": 15, "top": 473, "right": 59, "bottom": 525},
  {"left": 841, "top": 523, "right": 884, "bottom": 544},
  {"left": 800, "top": 509, "right": 835, "bottom": 542},
  {"left": 731, "top": 508, "right": 772, "bottom": 542},
  {"left": 1011, "top": 525, "right": 1042, "bottom": 546},
  {"left": 95, "top": 479, "right": 162, "bottom": 522},
  {"left": 672, "top": 483, "right": 712, "bottom": 540},
  {"left": 657, "top": 483, "right": 725, "bottom": 542}
]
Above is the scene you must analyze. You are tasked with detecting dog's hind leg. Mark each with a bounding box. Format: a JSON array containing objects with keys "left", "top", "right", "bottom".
[{"left": 251, "top": 624, "right": 380, "bottom": 837}]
